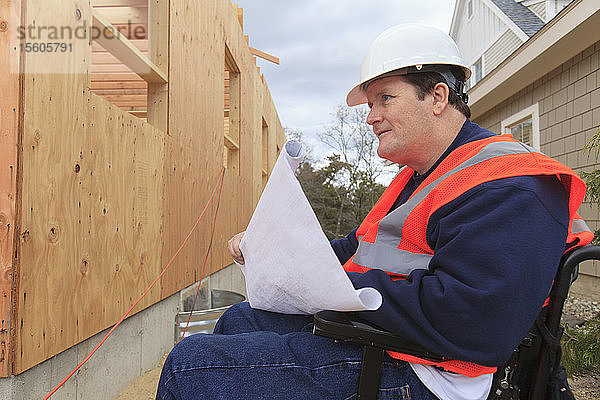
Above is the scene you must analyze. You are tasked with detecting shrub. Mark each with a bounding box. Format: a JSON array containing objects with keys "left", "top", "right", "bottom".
[{"left": 561, "top": 314, "right": 600, "bottom": 376}]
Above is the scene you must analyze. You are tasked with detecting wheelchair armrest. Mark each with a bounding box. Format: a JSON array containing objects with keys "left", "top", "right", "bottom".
[{"left": 313, "top": 310, "right": 448, "bottom": 362}]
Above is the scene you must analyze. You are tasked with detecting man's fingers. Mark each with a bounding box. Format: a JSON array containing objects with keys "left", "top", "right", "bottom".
[{"left": 228, "top": 231, "right": 245, "bottom": 265}]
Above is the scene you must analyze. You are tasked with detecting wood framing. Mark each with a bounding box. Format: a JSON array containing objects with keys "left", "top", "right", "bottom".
[
  {"left": 223, "top": 44, "right": 241, "bottom": 174},
  {"left": 249, "top": 47, "right": 279, "bottom": 65},
  {"left": 92, "top": 8, "right": 167, "bottom": 84},
  {"left": 1, "top": 0, "right": 285, "bottom": 375},
  {"left": 146, "top": 0, "right": 169, "bottom": 131}
]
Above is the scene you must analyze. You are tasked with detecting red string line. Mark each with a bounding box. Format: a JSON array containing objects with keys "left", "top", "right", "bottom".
[
  {"left": 180, "top": 169, "right": 225, "bottom": 340},
  {"left": 43, "top": 167, "right": 226, "bottom": 400}
]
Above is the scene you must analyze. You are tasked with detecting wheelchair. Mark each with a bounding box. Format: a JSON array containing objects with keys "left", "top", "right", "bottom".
[{"left": 314, "top": 245, "right": 600, "bottom": 400}]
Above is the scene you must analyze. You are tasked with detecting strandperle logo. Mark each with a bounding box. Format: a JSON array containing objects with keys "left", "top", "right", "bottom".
[
  {"left": 17, "top": 20, "right": 146, "bottom": 41},
  {"left": 5, "top": 7, "right": 150, "bottom": 74}
]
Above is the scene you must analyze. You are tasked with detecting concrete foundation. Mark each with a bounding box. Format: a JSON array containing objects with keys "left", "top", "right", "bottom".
[
  {"left": 0, "top": 263, "right": 246, "bottom": 400},
  {"left": 571, "top": 271, "right": 600, "bottom": 301}
]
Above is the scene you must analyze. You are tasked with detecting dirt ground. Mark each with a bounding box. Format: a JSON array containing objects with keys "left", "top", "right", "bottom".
[
  {"left": 569, "top": 369, "right": 600, "bottom": 400},
  {"left": 114, "top": 355, "right": 166, "bottom": 400}
]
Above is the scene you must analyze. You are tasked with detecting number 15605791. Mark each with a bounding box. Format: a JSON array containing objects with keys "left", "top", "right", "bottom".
[{"left": 20, "top": 42, "right": 73, "bottom": 52}]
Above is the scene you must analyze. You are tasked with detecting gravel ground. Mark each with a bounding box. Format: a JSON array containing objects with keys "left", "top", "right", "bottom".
[
  {"left": 562, "top": 294, "right": 600, "bottom": 400},
  {"left": 562, "top": 295, "right": 600, "bottom": 325}
]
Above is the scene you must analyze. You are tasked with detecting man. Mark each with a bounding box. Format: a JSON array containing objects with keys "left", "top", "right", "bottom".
[{"left": 156, "top": 24, "right": 592, "bottom": 400}]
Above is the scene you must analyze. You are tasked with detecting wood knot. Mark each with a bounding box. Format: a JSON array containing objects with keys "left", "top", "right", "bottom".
[
  {"left": 0, "top": 21, "right": 7, "bottom": 33},
  {"left": 80, "top": 258, "right": 89, "bottom": 276},
  {"left": 48, "top": 225, "right": 60, "bottom": 243},
  {"left": 74, "top": 163, "right": 80, "bottom": 173}
]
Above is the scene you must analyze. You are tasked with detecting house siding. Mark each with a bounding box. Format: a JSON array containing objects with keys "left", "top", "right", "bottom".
[
  {"left": 455, "top": 0, "right": 510, "bottom": 65},
  {"left": 527, "top": 1, "right": 546, "bottom": 21},
  {"left": 484, "top": 29, "right": 523, "bottom": 74},
  {"left": 474, "top": 40, "right": 600, "bottom": 298}
]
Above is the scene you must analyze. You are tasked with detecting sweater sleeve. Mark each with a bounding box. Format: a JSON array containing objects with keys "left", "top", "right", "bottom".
[
  {"left": 330, "top": 227, "right": 359, "bottom": 264},
  {"left": 346, "top": 175, "right": 569, "bottom": 366}
]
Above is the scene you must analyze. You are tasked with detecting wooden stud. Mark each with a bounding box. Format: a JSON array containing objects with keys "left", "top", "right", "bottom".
[
  {"left": 147, "top": 0, "right": 169, "bottom": 133},
  {"left": 224, "top": 132, "right": 239, "bottom": 150},
  {"left": 91, "top": 6, "right": 148, "bottom": 25},
  {"left": 92, "top": 51, "right": 150, "bottom": 66},
  {"left": 92, "top": 8, "right": 167, "bottom": 84},
  {"left": 224, "top": 43, "right": 240, "bottom": 175},
  {"left": 93, "top": 0, "right": 148, "bottom": 7},
  {"left": 91, "top": 72, "right": 145, "bottom": 81},
  {"left": 92, "top": 38, "right": 148, "bottom": 53},
  {"left": 249, "top": 47, "right": 279, "bottom": 65},
  {"left": 91, "top": 80, "right": 147, "bottom": 90},
  {"left": 237, "top": 6, "right": 243, "bottom": 31}
]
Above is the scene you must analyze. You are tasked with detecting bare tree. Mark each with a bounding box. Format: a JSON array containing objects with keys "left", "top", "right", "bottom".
[{"left": 318, "top": 104, "right": 394, "bottom": 237}]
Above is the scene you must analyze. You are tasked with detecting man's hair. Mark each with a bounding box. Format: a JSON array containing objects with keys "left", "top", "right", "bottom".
[{"left": 400, "top": 69, "right": 471, "bottom": 119}]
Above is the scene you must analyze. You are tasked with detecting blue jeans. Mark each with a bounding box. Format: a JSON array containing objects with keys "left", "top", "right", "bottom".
[{"left": 156, "top": 302, "right": 436, "bottom": 400}]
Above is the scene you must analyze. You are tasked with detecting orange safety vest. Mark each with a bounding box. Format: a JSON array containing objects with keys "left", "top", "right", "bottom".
[{"left": 343, "top": 134, "right": 594, "bottom": 377}]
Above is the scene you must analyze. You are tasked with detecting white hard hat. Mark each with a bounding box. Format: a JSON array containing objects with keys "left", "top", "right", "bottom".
[{"left": 346, "top": 23, "right": 471, "bottom": 107}]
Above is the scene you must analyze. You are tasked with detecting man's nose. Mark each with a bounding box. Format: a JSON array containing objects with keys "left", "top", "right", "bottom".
[{"left": 366, "top": 107, "right": 383, "bottom": 126}]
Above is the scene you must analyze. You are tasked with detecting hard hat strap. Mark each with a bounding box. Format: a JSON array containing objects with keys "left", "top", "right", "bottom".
[{"left": 437, "top": 70, "right": 469, "bottom": 105}]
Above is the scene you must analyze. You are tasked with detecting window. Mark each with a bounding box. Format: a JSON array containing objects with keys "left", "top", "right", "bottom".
[
  {"left": 474, "top": 57, "right": 483, "bottom": 83},
  {"left": 224, "top": 44, "right": 240, "bottom": 174},
  {"left": 501, "top": 104, "right": 540, "bottom": 150},
  {"left": 90, "top": 0, "right": 168, "bottom": 129},
  {"left": 467, "top": 57, "right": 483, "bottom": 89},
  {"left": 510, "top": 119, "right": 533, "bottom": 144}
]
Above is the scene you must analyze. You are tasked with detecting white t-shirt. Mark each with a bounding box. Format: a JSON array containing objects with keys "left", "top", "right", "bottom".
[{"left": 411, "top": 363, "right": 493, "bottom": 400}]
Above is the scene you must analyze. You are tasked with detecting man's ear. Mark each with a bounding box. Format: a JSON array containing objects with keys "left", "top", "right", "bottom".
[{"left": 432, "top": 82, "right": 450, "bottom": 116}]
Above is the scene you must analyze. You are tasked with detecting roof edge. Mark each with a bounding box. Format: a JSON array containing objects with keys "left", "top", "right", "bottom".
[
  {"left": 450, "top": 0, "right": 465, "bottom": 37},
  {"left": 482, "top": 0, "right": 530, "bottom": 41},
  {"left": 469, "top": 0, "right": 599, "bottom": 119}
]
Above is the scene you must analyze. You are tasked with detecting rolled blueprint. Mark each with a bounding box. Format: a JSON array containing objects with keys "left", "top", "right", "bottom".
[{"left": 238, "top": 140, "right": 382, "bottom": 314}]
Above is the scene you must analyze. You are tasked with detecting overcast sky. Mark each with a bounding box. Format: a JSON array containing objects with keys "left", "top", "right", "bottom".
[{"left": 235, "top": 0, "right": 458, "bottom": 157}]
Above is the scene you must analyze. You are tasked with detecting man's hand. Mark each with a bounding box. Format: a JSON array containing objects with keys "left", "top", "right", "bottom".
[{"left": 228, "top": 231, "right": 245, "bottom": 265}]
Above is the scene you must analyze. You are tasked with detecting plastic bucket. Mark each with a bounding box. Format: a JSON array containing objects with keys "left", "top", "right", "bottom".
[{"left": 174, "top": 289, "right": 245, "bottom": 343}]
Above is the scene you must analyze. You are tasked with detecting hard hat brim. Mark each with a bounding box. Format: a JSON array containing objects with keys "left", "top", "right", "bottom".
[
  {"left": 346, "top": 68, "right": 411, "bottom": 106},
  {"left": 346, "top": 83, "right": 368, "bottom": 107}
]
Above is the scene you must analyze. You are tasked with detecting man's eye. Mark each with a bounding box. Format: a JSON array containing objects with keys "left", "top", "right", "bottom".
[{"left": 382, "top": 95, "right": 392, "bottom": 102}]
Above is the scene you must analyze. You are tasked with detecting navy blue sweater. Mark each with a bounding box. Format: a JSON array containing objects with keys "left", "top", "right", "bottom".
[{"left": 331, "top": 120, "right": 569, "bottom": 367}]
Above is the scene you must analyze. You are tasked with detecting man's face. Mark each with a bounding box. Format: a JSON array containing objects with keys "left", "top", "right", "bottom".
[{"left": 365, "top": 76, "right": 433, "bottom": 168}]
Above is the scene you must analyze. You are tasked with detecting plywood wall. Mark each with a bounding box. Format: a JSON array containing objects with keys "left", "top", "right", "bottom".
[
  {"left": 159, "top": 0, "right": 281, "bottom": 297},
  {"left": 2, "top": 0, "right": 285, "bottom": 375},
  {"left": 0, "top": 0, "right": 21, "bottom": 377}
]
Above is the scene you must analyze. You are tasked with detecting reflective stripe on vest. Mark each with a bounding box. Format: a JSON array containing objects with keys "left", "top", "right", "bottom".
[
  {"left": 343, "top": 134, "right": 594, "bottom": 377},
  {"left": 572, "top": 218, "right": 591, "bottom": 234}
]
